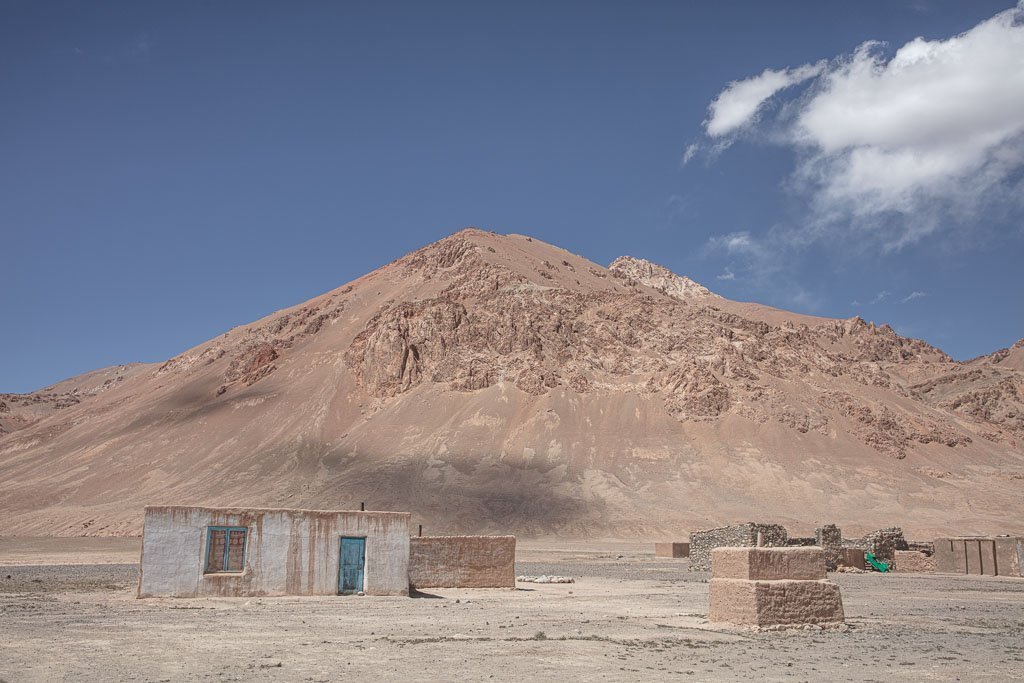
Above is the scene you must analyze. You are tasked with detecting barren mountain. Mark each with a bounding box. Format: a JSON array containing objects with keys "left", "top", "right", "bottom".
[{"left": 1, "top": 229, "right": 1021, "bottom": 539}]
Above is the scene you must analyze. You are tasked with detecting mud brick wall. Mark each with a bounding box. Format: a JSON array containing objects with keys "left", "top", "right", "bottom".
[
  {"left": 655, "top": 542, "right": 689, "bottom": 558},
  {"left": 935, "top": 537, "right": 1024, "bottom": 577},
  {"left": 708, "top": 547, "right": 844, "bottom": 626},
  {"left": 839, "top": 547, "right": 865, "bottom": 570},
  {"left": 408, "top": 536, "right": 516, "bottom": 589},
  {"left": 689, "top": 523, "right": 788, "bottom": 572}
]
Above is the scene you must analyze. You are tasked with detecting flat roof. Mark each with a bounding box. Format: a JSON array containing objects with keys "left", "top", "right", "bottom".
[{"left": 144, "top": 505, "right": 410, "bottom": 517}]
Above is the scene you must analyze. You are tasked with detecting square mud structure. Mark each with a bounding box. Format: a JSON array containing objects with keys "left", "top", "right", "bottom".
[
  {"left": 655, "top": 542, "right": 690, "bottom": 558},
  {"left": 138, "top": 506, "right": 411, "bottom": 598},
  {"left": 708, "top": 547, "right": 844, "bottom": 627},
  {"left": 408, "top": 536, "right": 516, "bottom": 589}
]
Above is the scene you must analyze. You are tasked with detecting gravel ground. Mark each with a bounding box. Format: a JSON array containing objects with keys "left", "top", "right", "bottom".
[
  {"left": 1, "top": 544, "right": 1023, "bottom": 681},
  {"left": 0, "top": 563, "right": 139, "bottom": 593},
  {"left": 516, "top": 559, "right": 708, "bottom": 582}
]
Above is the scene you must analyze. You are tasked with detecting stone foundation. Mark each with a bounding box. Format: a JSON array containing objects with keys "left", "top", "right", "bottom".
[{"left": 708, "top": 547, "right": 844, "bottom": 627}]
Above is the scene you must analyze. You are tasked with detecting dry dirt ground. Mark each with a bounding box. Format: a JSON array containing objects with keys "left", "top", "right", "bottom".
[{"left": 1, "top": 539, "right": 1023, "bottom": 682}]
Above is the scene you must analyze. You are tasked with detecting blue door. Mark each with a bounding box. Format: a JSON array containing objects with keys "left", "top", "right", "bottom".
[{"left": 339, "top": 537, "right": 365, "bottom": 594}]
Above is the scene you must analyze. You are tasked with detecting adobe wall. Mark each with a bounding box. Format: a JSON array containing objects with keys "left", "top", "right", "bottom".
[
  {"left": 655, "top": 542, "right": 689, "bottom": 558},
  {"left": 839, "top": 548, "right": 865, "bottom": 570},
  {"left": 138, "top": 506, "right": 411, "bottom": 598},
  {"left": 994, "top": 537, "right": 1024, "bottom": 577},
  {"left": 689, "top": 523, "right": 788, "bottom": 572},
  {"left": 408, "top": 536, "right": 516, "bottom": 589},
  {"left": 935, "top": 537, "right": 1024, "bottom": 577}
]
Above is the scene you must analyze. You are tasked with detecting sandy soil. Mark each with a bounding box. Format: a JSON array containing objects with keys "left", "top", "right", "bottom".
[
  {"left": 0, "top": 536, "right": 140, "bottom": 566},
  {"left": 2, "top": 539, "right": 1023, "bottom": 681}
]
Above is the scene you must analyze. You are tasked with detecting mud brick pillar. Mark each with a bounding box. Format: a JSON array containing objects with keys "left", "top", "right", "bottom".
[{"left": 708, "top": 546, "right": 845, "bottom": 626}]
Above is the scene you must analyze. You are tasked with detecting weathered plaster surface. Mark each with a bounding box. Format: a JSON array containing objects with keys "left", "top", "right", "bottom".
[{"left": 138, "top": 506, "right": 410, "bottom": 598}]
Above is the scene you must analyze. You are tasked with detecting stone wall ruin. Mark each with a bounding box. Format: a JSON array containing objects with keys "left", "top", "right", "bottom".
[{"left": 689, "top": 523, "right": 788, "bottom": 572}]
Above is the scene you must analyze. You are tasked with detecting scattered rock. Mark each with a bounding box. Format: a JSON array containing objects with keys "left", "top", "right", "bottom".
[{"left": 517, "top": 575, "right": 575, "bottom": 584}]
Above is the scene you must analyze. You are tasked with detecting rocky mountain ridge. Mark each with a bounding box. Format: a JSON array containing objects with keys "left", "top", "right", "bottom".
[{"left": 0, "top": 229, "right": 1021, "bottom": 538}]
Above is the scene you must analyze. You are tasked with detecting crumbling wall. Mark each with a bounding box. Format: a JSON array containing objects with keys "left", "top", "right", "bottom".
[
  {"left": 815, "top": 524, "right": 843, "bottom": 571},
  {"left": 862, "top": 528, "right": 908, "bottom": 563},
  {"left": 907, "top": 540, "right": 935, "bottom": 555},
  {"left": 408, "top": 536, "right": 516, "bottom": 589},
  {"left": 785, "top": 537, "right": 817, "bottom": 547},
  {"left": 843, "top": 527, "right": 907, "bottom": 564},
  {"left": 893, "top": 550, "right": 935, "bottom": 573},
  {"left": 690, "top": 523, "right": 788, "bottom": 572}
]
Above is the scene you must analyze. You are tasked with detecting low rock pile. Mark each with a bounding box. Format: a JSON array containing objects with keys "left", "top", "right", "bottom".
[{"left": 516, "top": 575, "right": 575, "bottom": 584}]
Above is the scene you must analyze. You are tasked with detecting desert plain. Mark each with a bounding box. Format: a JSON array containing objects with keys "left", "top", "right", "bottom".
[{"left": 1, "top": 537, "right": 1022, "bottom": 682}]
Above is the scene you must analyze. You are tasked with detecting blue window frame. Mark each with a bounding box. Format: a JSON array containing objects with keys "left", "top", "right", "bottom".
[{"left": 204, "top": 526, "right": 248, "bottom": 573}]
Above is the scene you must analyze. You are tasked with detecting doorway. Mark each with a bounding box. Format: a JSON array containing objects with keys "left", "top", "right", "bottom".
[{"left": 338, "top": 537, "right": 366, "bottom": 594}]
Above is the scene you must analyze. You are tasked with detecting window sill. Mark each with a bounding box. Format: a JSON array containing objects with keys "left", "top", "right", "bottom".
[{"left": 203, "top": 571, "right": 247, "bottom": 578}]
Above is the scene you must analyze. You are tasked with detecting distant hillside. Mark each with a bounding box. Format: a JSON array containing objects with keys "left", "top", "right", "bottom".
[{"left": 1, "top": 229, "right": 1021, "bottom": 538}]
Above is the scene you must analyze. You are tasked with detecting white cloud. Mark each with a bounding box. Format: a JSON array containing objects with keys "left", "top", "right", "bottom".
[
  {"left": 870, "top": 290, "right": 891, "bottom": 304},
  {"left": 696, "top": 2, "right": 1024, "bottom": 249},
  {"left": 716, "top": 267, "right": 736, "bottom": 281},
  {"left": 705, "top": 63, "right": 824, "bottom": 138},
  {"left": 681, "top": 143, "right": 700, "bottom": 166},
  {"left": 707, "top": 231, "right": 760, "bottom": 255},
  {"left": 901, "top": 291, "right": 927, "bottom": 303}
]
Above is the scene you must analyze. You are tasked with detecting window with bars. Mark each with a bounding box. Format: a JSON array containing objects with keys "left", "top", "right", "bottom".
[{"left": 205, "top": 526, "right": 247, "bottom": 573}]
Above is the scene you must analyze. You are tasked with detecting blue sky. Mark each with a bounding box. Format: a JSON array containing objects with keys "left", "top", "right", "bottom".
[{"left": 2, "top": 1, "right": 1022, "bottom": 393}]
